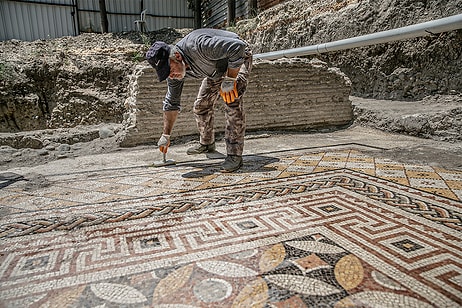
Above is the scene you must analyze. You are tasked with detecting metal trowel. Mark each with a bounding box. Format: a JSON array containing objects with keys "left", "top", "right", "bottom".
[{"left": 152, "top": 152, "right": 176, "bottom": 167}]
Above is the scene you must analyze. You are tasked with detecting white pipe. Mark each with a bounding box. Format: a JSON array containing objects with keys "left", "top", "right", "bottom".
[{"left": 253, "top": 14, "right": 462, "bottom": 60}]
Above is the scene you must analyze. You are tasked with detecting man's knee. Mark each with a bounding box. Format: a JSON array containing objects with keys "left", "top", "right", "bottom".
[{"left": 193, "top": 98, "right": 216, "bottom": 115}]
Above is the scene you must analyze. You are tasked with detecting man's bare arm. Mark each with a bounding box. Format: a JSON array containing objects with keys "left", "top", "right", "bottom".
[{"left": 163, "top": 110, "right": 179, "bottom": 135}]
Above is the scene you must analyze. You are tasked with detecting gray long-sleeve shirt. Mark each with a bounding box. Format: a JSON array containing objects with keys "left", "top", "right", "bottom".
[{"left": 163, "top": 29, "right": 248, "bottom": 111}]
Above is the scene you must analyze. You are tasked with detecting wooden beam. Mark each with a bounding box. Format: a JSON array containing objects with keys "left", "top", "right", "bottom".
[
  {"left": 249, "top": 0, "right": 257, "bottom": 17},
  {"left": 227, "top": 0, "right": 235, "bottom": 26},
  {"left": 194, "top": 0, "right": 201, "bottom": 29},
  {"left": 99, "top": 0, "right": 109, "bottom": 33}
]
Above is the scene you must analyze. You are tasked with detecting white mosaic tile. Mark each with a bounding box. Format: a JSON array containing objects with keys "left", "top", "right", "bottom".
[
  {"left": 250, "top": 170, "right": 284, "bottom": 179},
  {"left": 404, "top": 165, "right": 435, "bottom": 172},
  {"left": 452, "top": 189, "right": 462, "bottom": 200},
  {"left": 12, "top": 196, "right": 72, "bottom": 211},
  {"left": 277, "top": 158, "right": 298, "bottom": 164},
  {"left": 375, "top": 158, "right": 400, "bottom": 164},
  {"left": 285, "top": 165, "right": 316, "bottom": 173},
  {"left": 345, "top": 162, "right": 376, "bottom": 169},
  {"left": 115, "top": 176, "right": 153, "bottom": 185},
  {"left": 169, "top": 180, "right": 204, "bottom": 190},
  {"left": 438, "top": 172, "right": 462, "bottom": 181},
  {"left": 408, "top": 178, "right": 449, "bottom": 189},
  {"left": 376, "top": 169, "right": 407, "bottom": 178},
  {"left": 298, "top": 154, "right": 324, "bottom": 161},
  {"left": 67, "top": 191, "right": 113, "bottom": 203},
  {"left": 59, "top": 180, "right": 109, "bottom": 190},
  {"left": 349, "top": 152, "right": 374, "bottom": 159},
  {"left": 209, "top": 175, "right": 247, "bottom": 184},
  {"left": 119, "top": 186, "right": 158, "bottom": 197},
  {"left": 323, "top": 152, "right": 349, "bottom": 158},
  {"left": 317, "top": 161, "right": 346, "bottom": 168}
]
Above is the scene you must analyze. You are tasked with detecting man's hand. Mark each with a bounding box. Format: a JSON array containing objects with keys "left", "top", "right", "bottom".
[
  {"left": 159, "top": 111, "right": 178, "bottom": 154},
  {"left": 157, "top": 134, "right": 170, "bottom": 153},
  {"left": 220, "top": 76, "right": 238, "bottom": 104}
]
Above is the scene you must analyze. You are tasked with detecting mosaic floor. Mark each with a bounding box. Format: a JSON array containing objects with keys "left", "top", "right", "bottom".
[{"left": 0, "top": 148, "right": 461, "bottom": 307}]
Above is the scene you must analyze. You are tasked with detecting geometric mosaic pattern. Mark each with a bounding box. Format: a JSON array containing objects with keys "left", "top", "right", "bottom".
[
  {"left": 0, "top": 148, "right": 461, "bottom": 307},
  {"left": 1, "top": 167, "right": 462, "bottom": 238},
  {"left": 1, "top": 149, "right": 461, "bottom": 212}
]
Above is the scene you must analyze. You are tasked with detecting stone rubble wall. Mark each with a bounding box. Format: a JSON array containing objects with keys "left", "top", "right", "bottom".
[{"left": 118, "top": 58, "right": 352, "bottom": 147}]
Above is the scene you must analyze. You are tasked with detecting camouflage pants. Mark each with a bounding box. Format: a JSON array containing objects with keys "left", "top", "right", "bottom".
[{"left": 193, "top": 48, "right": 252, "bottom": 156}]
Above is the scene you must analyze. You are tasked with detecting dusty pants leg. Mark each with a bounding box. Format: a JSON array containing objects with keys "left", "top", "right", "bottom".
[
  {"left": 224, "top": 100, "right": 245, "bottom": 156},
  {"left": 193, "top": 78, "right": 221, "bottom": 145},
  {"left": 224, "top": 49, "right": 253, "bottom": 156}
]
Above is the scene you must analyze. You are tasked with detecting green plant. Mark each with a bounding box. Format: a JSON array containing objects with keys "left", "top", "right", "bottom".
[
  {"left": 132, "top": 50, "right": 145, "bottom": 62},
  {"left": 140, "top": 33, "right": 151, "bottom": 47}
]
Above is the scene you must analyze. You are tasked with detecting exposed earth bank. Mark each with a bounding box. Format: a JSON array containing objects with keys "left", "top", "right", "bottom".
[
  {"left": 0, "top": 0, "right": 461, "bottom": 169},
  {"left": 237, "top": 0, "right": 462, "bottom": 100}
]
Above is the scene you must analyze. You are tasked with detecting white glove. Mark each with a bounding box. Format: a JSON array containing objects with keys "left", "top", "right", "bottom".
[
  {"left": 157, "top": 134, "right": 170, "bottom": 153},
  {"left": 220, "top": 76, "right": 238, "bottom": 103}
]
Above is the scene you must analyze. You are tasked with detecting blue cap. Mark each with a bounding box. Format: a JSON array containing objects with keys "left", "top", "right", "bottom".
[{"left": 146, "top": 41, "right": 171, "bottom": 82}]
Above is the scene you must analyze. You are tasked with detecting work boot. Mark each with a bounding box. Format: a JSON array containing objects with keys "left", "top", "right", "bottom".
[
  {"left": 186, "top": 142, "right": 216, "bottom": 155},
  {"left": 220, "top": 155, "right": 243, "bottom": 173}
]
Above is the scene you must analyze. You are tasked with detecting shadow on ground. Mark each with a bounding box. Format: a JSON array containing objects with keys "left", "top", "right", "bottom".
[
  {"left": 0, "top": 172, "right": 25, "bottom": 189},
  {"left": 181, "top": 154, "right": 280, "bottom": 179}
]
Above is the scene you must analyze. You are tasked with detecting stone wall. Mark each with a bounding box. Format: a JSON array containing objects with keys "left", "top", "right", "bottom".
[{"left": 118, "top": 58, "right": 353, "bottom": 147}]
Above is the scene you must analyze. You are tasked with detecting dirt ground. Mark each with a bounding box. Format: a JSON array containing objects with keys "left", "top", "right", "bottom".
[{"left": 0, "top": 0, "right": 461, "bottom": 170}]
